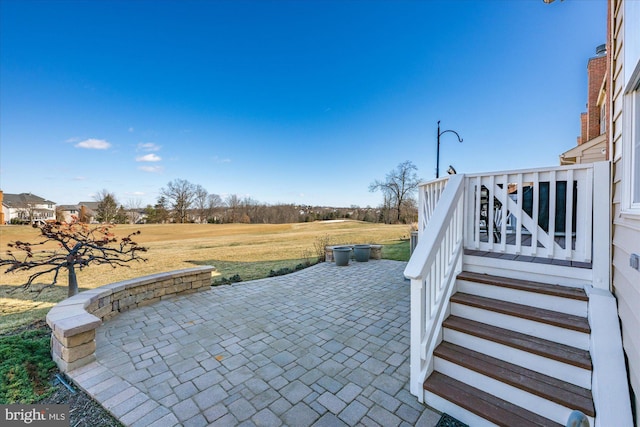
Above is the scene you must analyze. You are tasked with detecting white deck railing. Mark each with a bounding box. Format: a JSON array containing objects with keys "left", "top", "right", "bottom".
[
  {"left": 404, "top": 174, "right": 464, "bottom": 400},
  {"left": 464, "top": 165, "right": 595, "bottom": 262},
  {"left": 404, "top": 162, "right": 611, "bottom": 402},
  {"left": 463, "top": 162, "right": 611, "bottom": 288}
]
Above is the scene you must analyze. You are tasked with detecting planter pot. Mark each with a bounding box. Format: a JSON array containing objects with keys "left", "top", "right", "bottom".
[
  {"left": 333, "top": 246, "right": 352, "bottom": 266},
  {"left": 353, "top": 244, "right": 371, "bottom": 262}
]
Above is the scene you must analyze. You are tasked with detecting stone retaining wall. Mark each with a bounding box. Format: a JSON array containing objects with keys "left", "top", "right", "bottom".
[{"left": 46, "top": 266, "right": 214, "bottom": 372}]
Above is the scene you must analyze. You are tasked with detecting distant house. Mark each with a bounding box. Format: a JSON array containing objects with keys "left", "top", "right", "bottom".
[
  {"left": 1, "top": 191, "right": 56, "bottom": 224},
  {"left": 58, "top": 203, "right": 97, "bottom": 223}
]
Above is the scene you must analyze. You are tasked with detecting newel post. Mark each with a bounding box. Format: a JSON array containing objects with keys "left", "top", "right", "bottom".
[{"left": 591, "top": 161, "right": 611, "bottom": 290}]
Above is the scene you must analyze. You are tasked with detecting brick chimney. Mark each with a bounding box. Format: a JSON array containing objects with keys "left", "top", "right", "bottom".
[{"left": 579, "top": 45, "right": 607, "bottom": 145}]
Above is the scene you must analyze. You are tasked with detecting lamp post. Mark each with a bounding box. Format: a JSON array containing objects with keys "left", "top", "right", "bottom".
[{"left": 436, "top": 120, "right": 463, "bottom": 178}]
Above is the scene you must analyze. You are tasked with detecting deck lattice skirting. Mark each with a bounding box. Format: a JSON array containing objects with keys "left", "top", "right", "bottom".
[{"left": 46, "top": 266, "right": 214, "bottom": 372}]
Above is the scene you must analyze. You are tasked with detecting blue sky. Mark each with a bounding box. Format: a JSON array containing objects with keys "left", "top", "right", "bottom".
[{"left": 0, "top": 0, "right": 606, "bottom": 208}]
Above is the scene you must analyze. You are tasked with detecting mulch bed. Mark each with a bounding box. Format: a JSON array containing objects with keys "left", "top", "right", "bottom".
[{"left": 39, "top": 380, "right": 123, "bottom": 427}]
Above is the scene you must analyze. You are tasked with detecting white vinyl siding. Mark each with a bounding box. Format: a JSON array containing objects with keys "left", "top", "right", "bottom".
[{"left": 611, "top": 0, "right": 640, "bottom": 421}]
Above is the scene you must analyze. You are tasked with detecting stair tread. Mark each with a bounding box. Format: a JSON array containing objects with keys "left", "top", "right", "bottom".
[
  {"left": 457, "top": 271, "right": 588, "bottom": 301},
  {"left": 435, "top": 342, "right": 595, "bottom": 416},
  {"left": 451, "top": 292, "right": 591, "bottom": 333},
  {"left": 424, "top": 372, "right": 563, "bottom": 427},
  {"left": 443, "top": 316, "right": 592, "bottom": 370}
]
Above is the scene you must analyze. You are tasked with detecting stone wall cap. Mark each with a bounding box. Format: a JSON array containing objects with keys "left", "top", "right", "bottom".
[{"left": 51, "top": 312, "right": 101, "bottom": 337}]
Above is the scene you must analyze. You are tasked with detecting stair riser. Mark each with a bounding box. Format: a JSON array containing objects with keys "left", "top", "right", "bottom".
[
  {"left": 423, "top": 390, "right": 499, "bottom": 427},
  {"left": 434, "top": 357, "right": 595, "bottom": 426},
  {"left": 450, "top": 303, "right": 590, "bottom": 350},
  {"left": 443, "top": 328, "right": 591, "bottom": 388},
  {"left": 463, "top": 256, "right": 591, "bottom": 287},
  {"left": 456, "top": 280, "right": 587, "bottom": 317}
]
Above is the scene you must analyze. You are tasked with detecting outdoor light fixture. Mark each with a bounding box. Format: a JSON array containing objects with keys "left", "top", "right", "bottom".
[
  {"left": 436, "top": 120, "right": 463, "bottom": 178},
  {"left": 447, "top": 165, "right": 457, "bottom": 175}
]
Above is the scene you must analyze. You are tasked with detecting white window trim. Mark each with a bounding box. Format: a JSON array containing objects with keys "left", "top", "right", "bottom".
[{"left": 621, "top": 68, "right": 640, "bottom": 215}]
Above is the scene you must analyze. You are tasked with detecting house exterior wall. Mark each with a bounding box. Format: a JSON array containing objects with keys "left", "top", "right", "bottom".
[
  {"left": 1, "top": 193, "right": 56, "bottom": 223},
  {"left": 610, "top": 0, "right": 640, "bottom": 422},
  {"left": 560, "top": 134, "right": 607, "bottom": 165},
  {"left": 586, "top": 54, "right": 608, "bottom": 143}
]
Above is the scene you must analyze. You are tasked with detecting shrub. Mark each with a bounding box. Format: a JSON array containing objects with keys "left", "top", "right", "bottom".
[
  {"left": 212, "top": 274, "right": 243, "bottom": 286},
  {"left": 313, "top": 234, "right": 332, "bottom": 262},
  {"left": 0, "top": 328, "right": 56, "bottom": 404}
]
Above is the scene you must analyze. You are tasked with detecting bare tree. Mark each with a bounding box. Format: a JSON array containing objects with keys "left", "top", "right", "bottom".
[
  {"left": 1, "top": 220, "right": 147, "bottom": 297},
  {"left": 125, "top": 199, "right": 144, "bottom": 224},
  {"left": 225, "top": 194, "right": 241, "bottom": 223},
  {"left": 95, "top": 189, "right": 119, "bottom": 223},
  {"left": 206, "top": 193, "right": 223, "bottom": 223},
  {"left": 369, "top": 161, "right": 420, "bottom": 224},
  {"left": 161, "top": 179, "right": 197, "bottom": 223},
  {"left": 193, "top": 185, "right": 209, "bottom": 223}
]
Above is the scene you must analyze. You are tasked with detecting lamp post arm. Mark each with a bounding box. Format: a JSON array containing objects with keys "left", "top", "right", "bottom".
[
  {"left": 439, "top": 129, "right": 463, "bottom": 143},
  {"left": 435, "top": 121, "right": 463, "bottom": 178}
]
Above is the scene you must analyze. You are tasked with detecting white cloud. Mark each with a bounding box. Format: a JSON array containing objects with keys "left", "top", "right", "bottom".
[
  {"left": 66, "top": 137, "right": 81, "bottom": 143},
  {"left": 73, "top": 176, "right": 86, "bottom": 181},
  {"left": 128, "top": 127, "right": 134, "bottom": 132},
  {"left": 137, "top": 142, "right": 160, "bottom": 152},
  {"left": 125, "top": 191, "right": 145, "bottom": 196},
  {"left": 213, "top": 156, "right": 231, "bottom": 163},
  {"left": 136, "top": 153, "right": 162, "bottom": 162},
  {"left": 75, "top": 138, "right": 111, "bottom": 150},
  {"left": 138, "top": 165, "right": 163, "bottom": 173}
]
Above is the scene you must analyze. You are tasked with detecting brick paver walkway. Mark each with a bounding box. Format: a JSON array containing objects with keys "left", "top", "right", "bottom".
[{"left": 67, "top": 260, "right": 441, "bottom": 426}]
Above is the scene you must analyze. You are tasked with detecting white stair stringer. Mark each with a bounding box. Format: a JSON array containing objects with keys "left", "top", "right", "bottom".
[{"left": 442, "top": 327, "right": 592, "bottom": 389}]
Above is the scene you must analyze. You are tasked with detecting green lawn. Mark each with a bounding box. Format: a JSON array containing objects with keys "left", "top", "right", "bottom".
[{"left": 382, "top": 240, "right": 411, "bottom": 261}]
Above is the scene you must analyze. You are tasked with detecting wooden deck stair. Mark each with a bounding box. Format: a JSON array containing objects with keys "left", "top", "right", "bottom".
[{"left": 423, "top": 272, "right": 595, "bottom": 426}]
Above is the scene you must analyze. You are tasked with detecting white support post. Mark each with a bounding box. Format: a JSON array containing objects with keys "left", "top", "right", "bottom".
[{"left": 591, "top": 161, "right": 611, "bottom": 290}]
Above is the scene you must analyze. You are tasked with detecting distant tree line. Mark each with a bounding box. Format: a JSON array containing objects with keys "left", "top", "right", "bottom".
[
  {"left": 87, "top": 179, "right": 393, "bottom": 225},
  {"left": 80, "top": 162, "right": 420, "bottom": 225}
]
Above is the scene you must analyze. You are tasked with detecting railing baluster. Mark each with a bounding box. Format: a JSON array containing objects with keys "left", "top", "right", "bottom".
[
  {"left": 499, "top": 174, "right": 508, "bottom": 252},
  {"left": 581, "top": 167, "right": 594, "bottom": 263},
  {"left": 474, "top": 177, "right": 481, "bottom": 247},
  {"left": 515, "top": 173, "right": 523, "bottom": 254},
  {"left": 488, "top": 175, "right": 495, "bottom": 247},
  {"left": 549, "top": 171, "right": 557, "bottom": 259},
  {"left": 565, "top": 169, "right": 575, "bottom": 260},
  {"left": 532, "top": 172, "right": 540, "bottom": 257}
]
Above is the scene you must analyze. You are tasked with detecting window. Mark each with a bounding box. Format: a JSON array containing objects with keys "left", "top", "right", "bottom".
[
  {"left": 623, "top": 86, "right": 640, "bottom": 213},
  {"left": 600, "top": 102, "right": 606, "bottom": 135},
  {"left": 633, "top": 90, "right": 640, "bottom": 204}
]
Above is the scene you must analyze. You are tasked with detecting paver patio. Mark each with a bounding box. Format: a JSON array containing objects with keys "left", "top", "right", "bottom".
[{"left": 66, "top": 259, "right": 442, "bottom": 426}]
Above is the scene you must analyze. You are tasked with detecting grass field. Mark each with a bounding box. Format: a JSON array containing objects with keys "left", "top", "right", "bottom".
[{"left": 1, "top": 221, "right": 411, "bottom": 333}]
